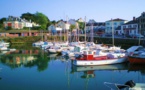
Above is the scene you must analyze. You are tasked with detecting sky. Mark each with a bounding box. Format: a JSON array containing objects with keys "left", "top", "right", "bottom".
[{"left": 0, "top": 0, "right": 145, "bottom": 22}]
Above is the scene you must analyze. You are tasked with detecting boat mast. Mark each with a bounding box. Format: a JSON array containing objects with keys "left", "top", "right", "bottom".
[
  {"left": 138, "top": 25, "right": 141, "bottom": 45},
  {"left": 84, "top": 16, "right": 87, "bottom": 43},
  {"left": 112, "top": 19, "right": 114, "bottom": 46},
  {"left": 66, "top": 16, "right": 68, "bottom": 42},
  {"left": 91, "top": 23, "right": 94, "bottom": 42}
]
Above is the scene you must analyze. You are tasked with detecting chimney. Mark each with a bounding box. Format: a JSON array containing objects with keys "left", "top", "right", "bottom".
[{"left": 133, "top": 17, "right": 136, "bottom": 21}]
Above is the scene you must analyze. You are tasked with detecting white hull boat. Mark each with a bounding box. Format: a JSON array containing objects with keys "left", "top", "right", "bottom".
[{"left": 73, "top": 57, "right": 127, "bottom": 66}]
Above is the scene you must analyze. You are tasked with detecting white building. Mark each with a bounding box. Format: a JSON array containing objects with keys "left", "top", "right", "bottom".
[
  {"left": 24, "top": 22, "right": 32, "bottom": 28},
  {"left": 105, "top": 18, "right": 128, "bottom": 34},
  {"left": 68, "top": 19, "right": 79, "bottom": 29},
  {"left": 3, "top": 16, "right": 39, "bottom": 29},
  {"left": 56, "top": 20, "right": 70, "bottom": 30}
]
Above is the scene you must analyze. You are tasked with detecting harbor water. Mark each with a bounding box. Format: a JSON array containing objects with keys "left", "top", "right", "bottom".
[{"left": 0, "top": 45, "right": 145, "bottom": 90}]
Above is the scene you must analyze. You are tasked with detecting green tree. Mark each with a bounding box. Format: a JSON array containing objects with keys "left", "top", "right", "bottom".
[
  {"left": 78, "top": 22, "right": 85, "bottom": 30},
  {"left": 70, "top": 25, "right": 76, "bottom": 31},
  {"left": 51, "top": 20, "right": 57, "bottom": 25},
  {"left": 0, "top": 18, "right": 6, "bottom": 30},
  {"left": 21, "top": 12, "right": 51, "bottom": 30},
  {"left": 35, "top": 12, "right": 50, "bottom": 30},
  {"left": 20, "top": 12, "right": 35, "bottom": 22}
]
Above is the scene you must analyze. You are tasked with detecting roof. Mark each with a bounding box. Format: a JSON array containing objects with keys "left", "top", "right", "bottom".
[
  {"left": 123, "top": 20, "right": 137, "bottom": 25},
  {"left": 107, "top": 18, "right": 126, "bottom": 22}
]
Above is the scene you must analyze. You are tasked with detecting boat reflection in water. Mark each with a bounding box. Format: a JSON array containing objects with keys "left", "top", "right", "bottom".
[
  {"left": 128, "top": 64, "right": 145, "bottom": 75},
  {"left": 71, "top": 63, "right": 130, "bottom": 90},
  {"left": 71, "top": 62, "right": 129, "bottom": 72},
  {"left": 71, "top": 62, "right": 145, "bottom": 90},
  {"left": 1, "top": 48, "right": 145, "bottom": 90}
]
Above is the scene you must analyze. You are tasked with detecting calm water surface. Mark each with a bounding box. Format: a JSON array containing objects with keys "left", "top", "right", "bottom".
[{"left": 0, "top": 45, "right": 145, "bottom": 90}]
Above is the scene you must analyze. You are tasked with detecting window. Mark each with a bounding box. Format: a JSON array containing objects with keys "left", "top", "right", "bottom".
[
  {"left": 128, "top": 25, "right": 132, "bottom": 28},
  {"left": 133, "top": 25, "right": 137, "bottom": 28},
  {"left": 120, "top": 22, "right": 124, "bottom": 24},
  {"left": 114, "top": 22, "right": 117, "bottom": 25},
  {"left": 141, "top": 24, "right": 143, "bottom": 28}
]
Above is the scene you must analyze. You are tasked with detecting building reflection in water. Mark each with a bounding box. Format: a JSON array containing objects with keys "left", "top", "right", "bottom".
[
  {"left": 0, "top": 49, "right": 50, "bottom": 71},
  {"left": 4, "top": 50, "right": 38, "bottom": 66}
]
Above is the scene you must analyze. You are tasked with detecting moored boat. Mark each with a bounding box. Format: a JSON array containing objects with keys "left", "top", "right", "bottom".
[
  {"left": 127, "top": 46, "right": 145, "bottom": 64},
  {"left": 73, "top": 49, "right": 127, "bottom": 66},
  {"left": 0, "top": 40, "right": 10, "bottom": 47},
  {"left": 0, "top": 46, "right": 8, "bottom": 51},
  {"left": 104, "top": 80, "right": 145, "bottom": 90}
]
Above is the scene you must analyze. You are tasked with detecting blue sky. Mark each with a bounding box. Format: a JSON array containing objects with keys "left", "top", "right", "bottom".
[{"left": 0, "top": 0, "right": 145, "bottom": 22}]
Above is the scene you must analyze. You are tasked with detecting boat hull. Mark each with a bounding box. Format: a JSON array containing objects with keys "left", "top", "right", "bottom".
[
  {"left": 73, "top": 57, "right": 127, "bottom": 66},
  {"left": 48, "top": 49, "right": 57, "bottom": 54},
  {"left": 0, "top": 47, "right": 8, "bottom": 51},
  {"left": 128, "top": 56, "right": 145, "bottom": 64}
]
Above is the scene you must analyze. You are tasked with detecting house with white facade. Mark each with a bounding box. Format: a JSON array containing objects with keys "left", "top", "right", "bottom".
[
  {"left": 48, "top": 24, "right": 62, "bottom": 35},
  {"left": 57, "top": 20, "right": 70, "bottom": 30},
  {"left": 3, "top": 16, "right": 39, "bottom": 29},
  {"left": 48, "top": 20, "right": 70, "bottom": 35},
  {"left": 121, "top": 17, "right": 138, "bottom": 36},
  {"left": 68, "top": 19, "right": 79, "bottom": 29},
  {"left": 105, "top": 18, "right": 128, "bottom": 34}
]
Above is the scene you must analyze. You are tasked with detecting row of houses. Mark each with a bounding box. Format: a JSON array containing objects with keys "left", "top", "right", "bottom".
[
  {"left": 3, "top": 16, "right": 40, "bottom": 29},
  {"left": 48, "top": 12, "right": 145, "bottom": 36},
  {"left": 2, "top": 12, "right": 145, "bottom": 37}
]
